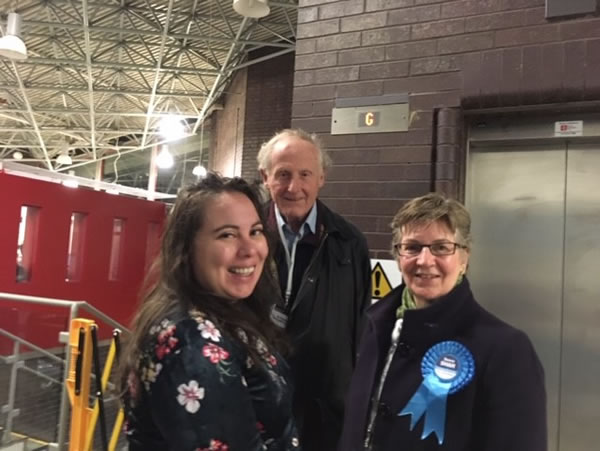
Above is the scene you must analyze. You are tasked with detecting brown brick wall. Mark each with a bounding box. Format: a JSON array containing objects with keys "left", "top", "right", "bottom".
[
  {"left": 210, "top": 69, "right": 247, "bottom": 177},
  {"left": 241, "top": 49, "right": 295, "bottom": 183},
  {"left": 292, "top": 0, "right": 600, "bottom": 256},
  {"left": 211, "top": 49, "right": 294, "bottom": 181}
]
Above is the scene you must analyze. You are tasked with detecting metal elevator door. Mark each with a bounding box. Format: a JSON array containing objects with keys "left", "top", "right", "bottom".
[{"left": 467, "top": 142, "right": 600, "bottom": 451}]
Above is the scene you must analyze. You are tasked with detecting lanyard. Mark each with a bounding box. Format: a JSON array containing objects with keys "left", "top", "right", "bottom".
[
  {"left": 364, "top": 318, "right": 404, "bottom": 450},
  {"left": 277, "top": 224, "right": 299, "bottom": 306}
]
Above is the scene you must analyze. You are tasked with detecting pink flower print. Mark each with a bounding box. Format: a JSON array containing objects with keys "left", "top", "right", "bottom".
[
  {"left": 157, "top": 324, "right": 176, "bottom": 342},
  {"left": 202, "top": 344, "right": 230, "bottom": 364},
  {"left": 155, "top": 343, "right": 169, "bottom": 359},
  {"left": 198, "top": 320, "right": 221, "bottom": 342},
  {"left": 197, "top": 439, "right": 229, "bottom": 450},
  {"left": 176, "top": 380, "right": 205, "bottom": 413},
  {"left": 149, "top": 319, "right": 173, "bottom": 336},
  {"left": 153, "top": 323, "right": 178, "bottom": 359},
  {"left": 155, "top": 332, "right": 178, "bottom": 359}
]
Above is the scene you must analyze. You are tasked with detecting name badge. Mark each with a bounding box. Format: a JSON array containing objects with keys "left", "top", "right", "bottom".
[{"left": 270, "top": 305, "right": 288, "bottom": 328}]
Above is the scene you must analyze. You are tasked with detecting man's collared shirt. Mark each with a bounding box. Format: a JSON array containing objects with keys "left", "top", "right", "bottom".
[{"left": 274, "top": 202, "right": 317, "bottom": 253}]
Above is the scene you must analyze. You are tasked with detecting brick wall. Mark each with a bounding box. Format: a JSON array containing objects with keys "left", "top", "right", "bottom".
[
  {"left": 210, "top": 49, "right": 294, "bottom": 180},
  {"left": 292, "top": 0, "right": 600, "bottom": 256},
  {"left": 210, "top": 69, "right": 247, "bottom": 176},
  {"left": 241, "top": 49, "right": 295, "bottom": 183}
]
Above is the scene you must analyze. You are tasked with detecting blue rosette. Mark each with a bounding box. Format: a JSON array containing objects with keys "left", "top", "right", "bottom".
[{"left": 398, "top": 341, "right": 475, "bottom": 444}]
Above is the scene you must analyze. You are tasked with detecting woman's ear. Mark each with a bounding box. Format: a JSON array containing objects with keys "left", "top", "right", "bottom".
[
  {"left": 463, "top": 258, "right": 471, "bottom": 274},
  {"left": 459, "top": 251, "right": 470, "bottom": 274}
]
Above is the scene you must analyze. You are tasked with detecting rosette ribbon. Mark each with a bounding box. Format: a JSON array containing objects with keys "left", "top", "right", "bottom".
[{"left": 398, "top": 341, "right": 475, "bottom": 444}]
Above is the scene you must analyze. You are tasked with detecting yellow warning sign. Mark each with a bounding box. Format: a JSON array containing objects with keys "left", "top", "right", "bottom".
[{"left": 371, "top": 262, "right": 393, "bottom": 299}]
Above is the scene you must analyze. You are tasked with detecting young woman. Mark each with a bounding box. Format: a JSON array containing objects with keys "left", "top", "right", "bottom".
[{"left": 121, "top": 173, "right": 300, "bottom": 451}]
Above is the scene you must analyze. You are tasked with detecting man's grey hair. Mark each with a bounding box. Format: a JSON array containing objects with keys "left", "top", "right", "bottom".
[{"left": 257, "top": 128, "right": 332, "bottom": 173}]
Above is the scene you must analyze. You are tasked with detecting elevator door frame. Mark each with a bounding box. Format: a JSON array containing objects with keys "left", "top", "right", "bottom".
[{"left": 465, "top": 114, "right": 600, "bottom": 451}]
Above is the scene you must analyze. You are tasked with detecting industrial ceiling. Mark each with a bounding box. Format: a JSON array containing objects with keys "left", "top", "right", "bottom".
[{"left": 0, "top": 0, "right": 297, "bottom": 174}]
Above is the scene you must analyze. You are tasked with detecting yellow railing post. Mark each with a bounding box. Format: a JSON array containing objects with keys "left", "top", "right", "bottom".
[
  {"left": 109, "top": 409, "right": 125, "bottom": 451},
  {"left": 65, "top": 318, "right": 95, "bottom": 451},
  {"left": 108, "top": 329, "right": 125, "bottom": 451},
  {"left": 85, "top": 329, "right": 123, "bottom": 451},
  {"left": 66, "top": 322, "right": 125, "bottom": 451}
]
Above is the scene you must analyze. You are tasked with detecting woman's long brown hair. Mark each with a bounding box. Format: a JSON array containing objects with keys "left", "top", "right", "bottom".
[{"left": 120, "top": 172, "right": 285, "bottom": 395}]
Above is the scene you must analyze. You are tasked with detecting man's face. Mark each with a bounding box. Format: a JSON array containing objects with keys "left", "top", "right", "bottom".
[{"left": 261, "top": 136, "right": 325, "bottom": 232}]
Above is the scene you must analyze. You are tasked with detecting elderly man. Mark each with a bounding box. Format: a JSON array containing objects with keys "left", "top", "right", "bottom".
[{"left": 258, "top": 129, "right": 371, "bottom": 450}]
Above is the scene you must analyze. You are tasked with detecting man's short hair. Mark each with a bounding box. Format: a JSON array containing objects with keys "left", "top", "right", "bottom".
[{"left": 257, "top": 128, "right": 332, "bottom": 173}]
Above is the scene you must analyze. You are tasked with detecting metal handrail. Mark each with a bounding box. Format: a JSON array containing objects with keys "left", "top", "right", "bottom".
[
  {"left": 0, "top": 330, "right": 117, "bottom": 385},
  {"left": 0, "top": 291, "right": 131, "bottom": 450},
  {"left": 0, "top": 292, "right": 130, "bottom": 333},
  {"left": 0, "top": 328, "right": 65, "bottom": 365},
  {"left": 21, "top": 363, "right": 63, "bottom": 386}
]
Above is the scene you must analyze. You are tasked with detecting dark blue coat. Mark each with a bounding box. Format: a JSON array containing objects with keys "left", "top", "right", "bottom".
[{"left": 339, "top": 278, "right": 547, "bottom": 451}]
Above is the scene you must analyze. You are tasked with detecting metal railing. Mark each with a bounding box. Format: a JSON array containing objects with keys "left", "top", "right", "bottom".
[
  {"left": 0, "top": 292, "right": 129, "bottom": 450},
  {"left": 0, "top": 329, "right": 66, "bottom": 448}
]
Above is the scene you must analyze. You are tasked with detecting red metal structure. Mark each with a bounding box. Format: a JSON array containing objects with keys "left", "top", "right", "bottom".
[{"left": 0, "top": 170, "right": 166, "bottom": 353}]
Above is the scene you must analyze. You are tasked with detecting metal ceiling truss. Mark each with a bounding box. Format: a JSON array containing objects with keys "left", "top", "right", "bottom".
[{"left": 0, "top": 0, "right": 297, "bottom": 173}]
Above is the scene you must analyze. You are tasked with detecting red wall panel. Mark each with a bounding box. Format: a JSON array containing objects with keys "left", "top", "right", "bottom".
[{"left": 0, "top": 171, "right": 166, "bottom": 353}]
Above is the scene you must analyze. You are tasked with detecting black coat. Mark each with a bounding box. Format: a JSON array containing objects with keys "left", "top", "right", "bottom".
[
  {"left": 339, "top": 278, "right": 547, "bottom": 451},
  {"left": 268, "top": 200, "right": 372, "bottom": 451}
]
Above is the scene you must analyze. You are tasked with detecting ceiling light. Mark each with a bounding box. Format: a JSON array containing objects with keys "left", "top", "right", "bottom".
[
  {"left": 56, "top": 151, "right": 72, "bottom": 165},
  {"left": 0, "top": 13, "right": 28, "bottom": 60},
  {"left": 12, "top": 150, "right": 23, "bottom": 160},
  {"left": 233, "top": 0, "right": 270, "bottom": 18},
  {"left": 158, "top": 115, "right": 186, "bottom": 141},
  {"left": 192, "top": 164, "right": 207, "bottom": 177},
  {"left": 156, "top": 145, "right": 174, "bottom": 169}
]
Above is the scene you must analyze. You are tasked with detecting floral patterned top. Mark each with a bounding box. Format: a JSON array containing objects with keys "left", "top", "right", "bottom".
[{"left": 123, "top": 308, "right": 301, "bottom": 451}]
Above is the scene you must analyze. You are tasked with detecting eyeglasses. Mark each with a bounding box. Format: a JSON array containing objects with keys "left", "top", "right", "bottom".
[{"left": 394, "top": 242, "right": 466, "bottom": 257}]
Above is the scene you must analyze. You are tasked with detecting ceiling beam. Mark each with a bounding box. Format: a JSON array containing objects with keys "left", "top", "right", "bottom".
[
  {"left": 21, "top": 57, "right": 222, "bottom": 76},
  {"left": 81, "top": 0, "right": 97, "bottom": 159},
  {"left": 0, "top": 107, "right": 199, "bottom": 117},
  {"left": 24, "top": 20, "right": 295, "bottom": 48},
  {"left": 231, "top": 47, "right": 295, "bottom": 72},
  {"left": 0, "top": 83, "right": 207, "bottom": 98},
  {"left": 0, "top": 127, "right": 164, "bottom": 134},
  {"left": 141, "top": 0, "right": 175, "bottom": 148},
  {"left": 19, "top": 1, "right": 297, "bottom": 27},
  {"left": 5, "top": 63, "right": 53, "bottom": 169},
  {"left": 54, "top": 134, "right": 193, "bottom": 172},
  {"left": 192, "top": 17, "right": 248, "bottom": 134}
]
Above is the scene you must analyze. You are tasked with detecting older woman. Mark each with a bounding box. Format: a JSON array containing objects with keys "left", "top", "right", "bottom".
[
  {"left": 339, "top": 193, "right": 546, "bottom": 451},
  {"left": 121, "top": 173, "right": 300, "bottom": 451}
]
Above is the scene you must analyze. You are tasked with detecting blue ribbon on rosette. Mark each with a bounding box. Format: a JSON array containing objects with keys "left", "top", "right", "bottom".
[{"left": 398, "top": 340, "right": 475, "bottom": 445}]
